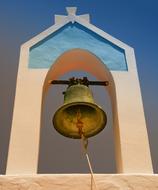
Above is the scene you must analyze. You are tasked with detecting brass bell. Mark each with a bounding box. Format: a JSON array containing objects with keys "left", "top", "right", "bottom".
[{"left": 52, "top": 78, "right": 107, "bottom": 139}]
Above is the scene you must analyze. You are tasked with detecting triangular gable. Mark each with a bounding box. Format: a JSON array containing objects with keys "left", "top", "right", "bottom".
[{"left": 25, "top": 8, "right": 130, "bottom": 71}]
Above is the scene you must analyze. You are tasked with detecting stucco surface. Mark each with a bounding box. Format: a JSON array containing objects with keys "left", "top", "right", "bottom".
[{"left": 0, "top": 174, "right": 158, "bottom": 190}]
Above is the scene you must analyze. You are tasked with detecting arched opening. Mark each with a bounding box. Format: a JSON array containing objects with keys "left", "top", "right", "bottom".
[
  {"left": 38, "top": 49, "right": 120, "bottom": 173},
  {"left": 38, "top": 71, "right": 116, "bottom": 173}
]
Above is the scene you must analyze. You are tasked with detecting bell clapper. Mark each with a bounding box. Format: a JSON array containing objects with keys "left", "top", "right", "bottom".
[{"left": 76, "top": 109, "right": 98, "bottom": 190}]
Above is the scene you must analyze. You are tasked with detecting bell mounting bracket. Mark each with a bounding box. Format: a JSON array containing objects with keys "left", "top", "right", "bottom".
[{"left": 49, "top": 77, "right": 109, "bottom": 87}]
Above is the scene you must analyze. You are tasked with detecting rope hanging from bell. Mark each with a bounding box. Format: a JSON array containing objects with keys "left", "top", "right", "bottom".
[{"left": 76, "top": 109, "right": 98, "bottom": 190}]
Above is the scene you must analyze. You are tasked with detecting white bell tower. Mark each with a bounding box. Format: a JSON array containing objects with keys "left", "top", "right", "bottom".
[{"left": 6, "top": 7, "right": 153, "bottom": 175}]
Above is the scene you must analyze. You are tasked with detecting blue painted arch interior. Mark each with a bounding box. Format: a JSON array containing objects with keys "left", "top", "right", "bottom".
[{"left": 29, "top": 22, "right": 127, "bottom": 71}]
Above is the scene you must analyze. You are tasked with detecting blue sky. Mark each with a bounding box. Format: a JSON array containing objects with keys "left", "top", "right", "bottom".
[{"left": 0, "top": 0, "right": 158, "bottom": 173}]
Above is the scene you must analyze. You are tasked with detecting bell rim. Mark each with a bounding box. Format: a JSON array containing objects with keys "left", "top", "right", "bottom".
[{"left": 52, "top": 102, "right": 107, "bottom": 139}]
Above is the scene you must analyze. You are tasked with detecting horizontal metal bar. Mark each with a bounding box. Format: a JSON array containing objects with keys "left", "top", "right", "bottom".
[
  {"left": 50, "top": 80, "right": 109, "bottom": 86},
  {"left": 51, "top": 80, "right": 70, "bottom": 85},
  {"left": 88, "top": 81, "right": 109, "bottom": 86}
]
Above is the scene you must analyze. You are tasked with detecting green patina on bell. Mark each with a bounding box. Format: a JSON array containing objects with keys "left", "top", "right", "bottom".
[{"left": 53, "top": 78, "right": 107, "bottom": 139}]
